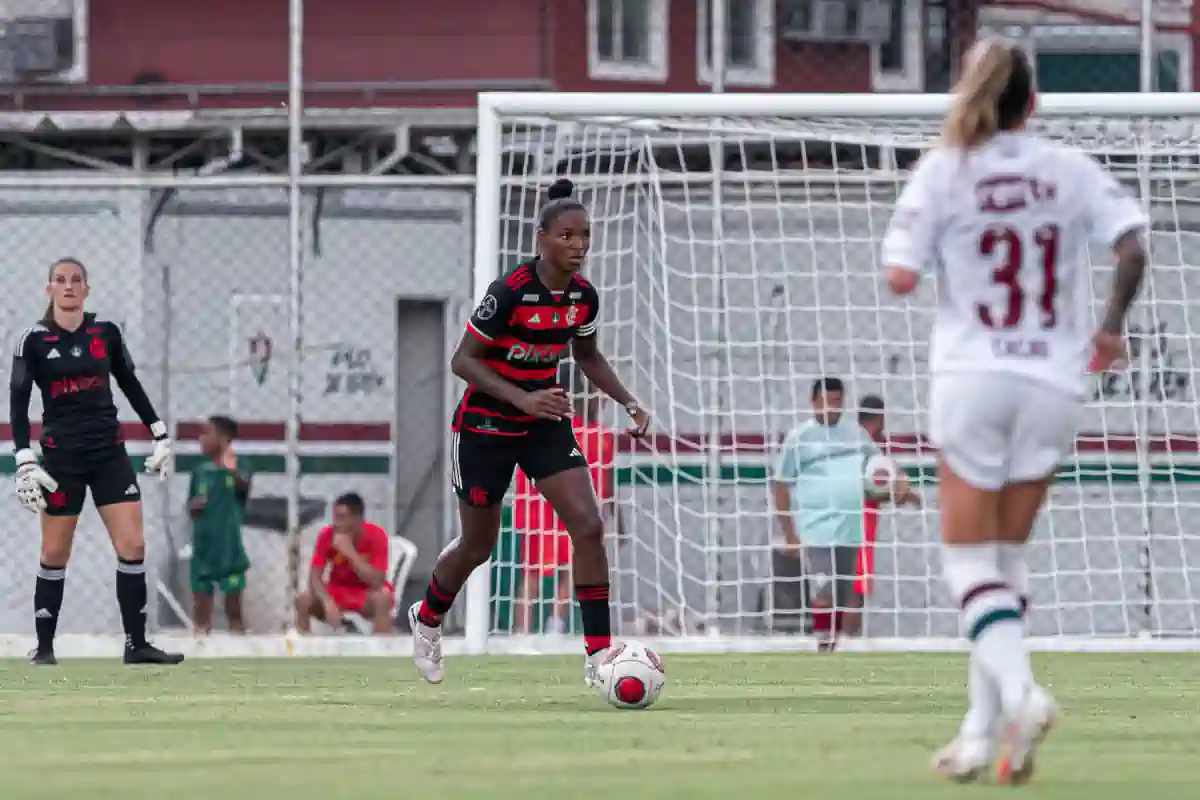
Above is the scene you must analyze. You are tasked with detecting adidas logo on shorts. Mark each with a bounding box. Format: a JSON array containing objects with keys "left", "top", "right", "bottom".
[{"left": 125, "top": 485, "right": 138, "bottom": 495}]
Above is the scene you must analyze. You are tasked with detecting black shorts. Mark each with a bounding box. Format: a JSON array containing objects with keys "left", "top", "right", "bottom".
[
  {"left": 41, "top": 446, "right": 142, "bottom": 517},
  {"left": 451, "top": 421, "right": 588, "bottom": 507}
]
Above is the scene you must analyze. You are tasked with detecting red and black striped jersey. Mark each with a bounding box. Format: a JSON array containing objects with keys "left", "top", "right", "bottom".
[{"left": 453, "top": 260, "right": 600, "bottom": 436}]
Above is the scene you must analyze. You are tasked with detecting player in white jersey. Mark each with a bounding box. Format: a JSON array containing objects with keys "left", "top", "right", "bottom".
[{"left": 882, "top": 38, "right": 1148, "bottom": 786}]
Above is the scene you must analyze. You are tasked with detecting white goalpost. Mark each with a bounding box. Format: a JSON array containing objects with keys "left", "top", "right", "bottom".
[{"left": 464, "top": 91, "right": 1200, "bottom": 655}]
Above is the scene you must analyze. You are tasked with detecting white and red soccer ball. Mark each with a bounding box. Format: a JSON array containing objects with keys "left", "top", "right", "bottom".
[
  {"left": 595, "top": 640, "right": 666, "bottom": 710},
  {"left": 864, "top": 454, "right": 901, "bottom": 500}
]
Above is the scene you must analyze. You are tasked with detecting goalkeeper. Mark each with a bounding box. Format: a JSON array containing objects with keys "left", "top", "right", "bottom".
[
  {"left": 771, "top": 378, "right": 917, "bottom": 650},
  {"left": 11, "top": 258, "right": 182, "bottom": 665}
]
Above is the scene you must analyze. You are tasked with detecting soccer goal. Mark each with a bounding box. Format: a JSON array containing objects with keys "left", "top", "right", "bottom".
[{"left": 465, "top": 92, "right": 1200, "bottom": 655}]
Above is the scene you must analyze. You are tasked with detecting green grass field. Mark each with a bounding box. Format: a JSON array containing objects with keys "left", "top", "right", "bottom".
[{"left": 0, "top": 653, "right": 1196, "bottom": 799}]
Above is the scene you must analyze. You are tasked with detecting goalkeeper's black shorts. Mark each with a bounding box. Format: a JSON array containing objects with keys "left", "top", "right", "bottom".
[{"left": 40, "top": 445, "right": 141, "bottom": 517}]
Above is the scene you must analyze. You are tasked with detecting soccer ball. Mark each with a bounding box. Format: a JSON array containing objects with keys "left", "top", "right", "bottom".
[
  {"left": 864, "top": 454, "right": 900, "bottom": 500},
  {"left": 596, "top": 640, "right": 666, "bottom": 710}
]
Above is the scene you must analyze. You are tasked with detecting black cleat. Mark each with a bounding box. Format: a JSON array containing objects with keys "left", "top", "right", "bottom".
[
  {"left": 124, "top": 643, "right": 184, "bottom": 665},
  {"left": 29, "top": 649, "right": 57, "bottom": 666}
]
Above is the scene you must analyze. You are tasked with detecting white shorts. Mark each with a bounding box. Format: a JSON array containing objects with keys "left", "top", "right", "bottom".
[{"left": 929, "top": 372, "right": 1081, "bottom": 491}]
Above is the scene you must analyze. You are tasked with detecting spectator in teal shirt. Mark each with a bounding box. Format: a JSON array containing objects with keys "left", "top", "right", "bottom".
[{"left": 771, "top": 377, "right": 916, "bottom": 648}]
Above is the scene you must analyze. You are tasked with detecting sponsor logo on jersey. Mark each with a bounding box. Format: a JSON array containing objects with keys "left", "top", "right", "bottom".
[
  {"left": 566, "top": 306, "right": 578, "bottom": 326},
  {"left": 506, "top": 342, "right": 568, "bottom": 364},
  {"left": 569, "top": 292, "right": 582, "bottom": 300},
  {"left": 49, "top": 374, "right": 107, "bottom": 399},
  {"left": 523, "top": 294, "right": 540, "bottom": 301}
]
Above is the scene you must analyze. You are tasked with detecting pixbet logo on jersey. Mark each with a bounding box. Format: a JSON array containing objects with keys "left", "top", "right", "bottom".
[
  {"left": 50, "top": 374, "right": 108, "bottom": 398},
  {"left": 506, "top": 342, "right": 567, "bottom": 364}
]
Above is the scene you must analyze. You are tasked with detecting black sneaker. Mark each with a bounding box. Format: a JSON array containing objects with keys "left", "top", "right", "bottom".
[
  {"left": 29, "top": 649, "right": 57, "bottom": 666},
  {"left": 124, "top": 643, "right": 184, "bottom": 665}
]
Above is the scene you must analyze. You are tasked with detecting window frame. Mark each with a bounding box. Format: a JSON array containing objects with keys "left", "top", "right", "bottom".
[
  {"left": 696, "top": 0, "right": 776, "bottom": 88},
  {"left": 587, "top": 0, "right": 670, "bottom": 83},
  {"left": 872, "top": 0, "right": 923, "bottom": 92},
  {"left": 976, "top": 16, "right": 1193, "bottom": 93}
]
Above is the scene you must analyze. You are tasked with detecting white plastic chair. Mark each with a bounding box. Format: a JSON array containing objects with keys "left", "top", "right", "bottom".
[{"left": 342, "top": 535, "right": 418, "bottom": 634}]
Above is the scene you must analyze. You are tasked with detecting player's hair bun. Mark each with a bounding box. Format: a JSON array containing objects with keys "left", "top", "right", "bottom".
[{"left": 547, "top": 178, "right": 575, "bottom": 201}]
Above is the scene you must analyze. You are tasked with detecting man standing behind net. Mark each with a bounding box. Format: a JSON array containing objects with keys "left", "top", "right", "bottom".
[
  {"left": 847, "top": 394, "right": 921, "bottom": 637},
  {"left": 771, "top": 378, "right": 916, "bottom": 650}
]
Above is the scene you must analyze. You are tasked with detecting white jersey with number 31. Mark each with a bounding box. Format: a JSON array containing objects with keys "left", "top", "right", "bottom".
[{"left": 882, "top": 131, "right": 1147, "bottom": 397}]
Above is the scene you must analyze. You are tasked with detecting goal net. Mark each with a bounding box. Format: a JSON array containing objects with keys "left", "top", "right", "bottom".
[{"left": 469, "top": 92, "right": 1200, "bottom": 653}]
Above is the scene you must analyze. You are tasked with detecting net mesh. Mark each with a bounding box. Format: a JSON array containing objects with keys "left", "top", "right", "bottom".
[{"left": 489, "top": 111, "right": 1200, "bottom": 642}]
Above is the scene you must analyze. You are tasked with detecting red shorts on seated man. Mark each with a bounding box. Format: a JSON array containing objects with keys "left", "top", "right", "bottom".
[{"left": 295, "top": 492, "right": 394, "bottom": 634}]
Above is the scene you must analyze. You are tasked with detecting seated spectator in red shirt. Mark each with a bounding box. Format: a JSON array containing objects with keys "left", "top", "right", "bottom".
[{"left": 295, "top": 492, "right": 394, "bottom": 634}]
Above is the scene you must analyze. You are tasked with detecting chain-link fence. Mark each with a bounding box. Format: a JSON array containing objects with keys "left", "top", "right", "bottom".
[{"left": 0, "top": 180, "right": 473, "bottom": 634}]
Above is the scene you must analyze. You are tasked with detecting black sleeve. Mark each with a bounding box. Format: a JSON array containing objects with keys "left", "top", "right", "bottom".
[
  {"left": 9, "top": 329, "right": 36, "bottom": 452},
  {"left": 464, "top": 279, "right": 518, "bottom": 343},
  {"left": 107, "top": 323, "right": 161, "bottom": 430}
]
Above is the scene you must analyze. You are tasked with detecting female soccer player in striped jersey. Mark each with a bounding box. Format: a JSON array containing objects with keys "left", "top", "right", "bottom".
[
  {"left": 409, "top": 179, "right": 651, "bottom": 687},
  {"left": 882, "top": 39, "right": 1147, "bottom": 784}
]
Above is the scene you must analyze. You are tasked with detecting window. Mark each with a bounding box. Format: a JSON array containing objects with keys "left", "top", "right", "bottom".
[
  {"left": 588, "top": 0, "right": 669, "bottom": 82},
  {"left": 976, "top": 22, "right": 1193, "bottom": 94},
  {"left": 697, "top": 0, "right": 775, "bottom": 87},
  {"left": 872, "top": 0, "right": 922, "bottom": 91}
]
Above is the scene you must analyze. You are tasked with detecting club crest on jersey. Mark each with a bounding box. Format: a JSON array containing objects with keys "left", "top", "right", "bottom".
[
  {"left": 89, "top": 337, "right": 106, "bottom": 359},
  {"left": 476, "top": 294, "right": 498, "bottom": 321},
  {"left": 70, "top": 346, "right": 81, "bottom": 358}
]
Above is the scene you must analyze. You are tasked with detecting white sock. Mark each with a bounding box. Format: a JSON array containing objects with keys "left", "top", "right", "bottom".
[
  {"left": 997, "top": 542, "right": 1029, "bottom": 613},
  {"left": 943, "top": 544, "right": 1033, "bottom": 721},
  {"left": 960, "top": 651, "right": 1000, "bottom": 742}
]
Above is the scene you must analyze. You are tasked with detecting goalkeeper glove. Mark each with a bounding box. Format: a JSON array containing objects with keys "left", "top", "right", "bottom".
[
  {"left": 14, "top": 449, "right": 58, "bottom": 514},
  {"left": 144, "top": 421, "right": 173, "bottom": 478}
]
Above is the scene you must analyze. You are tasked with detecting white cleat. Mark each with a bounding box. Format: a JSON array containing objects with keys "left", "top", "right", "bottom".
[
  {"left": 931, "top": 737, "right": 992, "bottom": 783},
  {"left": 996, "top": 684, "right": 1060, "bottom": 786},
  {"left": 407, "top": 602, "right": 445, "bottom": 685},
  {"left": 584, "top": 647, "right": 610, "bottom": 689}
]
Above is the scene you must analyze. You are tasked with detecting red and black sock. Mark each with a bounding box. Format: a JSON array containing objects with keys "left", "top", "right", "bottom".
[
  {"left": 418, "top": 574, "right": 456, "bottom": 628},
  {"left": 576, "top": 583, "right": 611, "bottom": 655}
]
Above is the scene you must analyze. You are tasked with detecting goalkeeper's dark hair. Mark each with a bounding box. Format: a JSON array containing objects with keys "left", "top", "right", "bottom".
[
  {"left": 537, "top": 178, "right": 586, "bottom": 231},
  {"left": 943, "top": 37, "right": 1032, "bottom": 150},
  {"left": 208, "top": 415, "right": 239, "bottom": 441},
  {"left": 43, "top": 257, "right": 88, "bottom": 321}
]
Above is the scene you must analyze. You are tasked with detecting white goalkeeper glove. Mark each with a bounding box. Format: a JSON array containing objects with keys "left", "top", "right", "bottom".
[
  {"left": 14, "top": 449, "right": 57, "bottom": 514},
  {"left": 144, "top": 421, "right": 173, "bottom": 478}
]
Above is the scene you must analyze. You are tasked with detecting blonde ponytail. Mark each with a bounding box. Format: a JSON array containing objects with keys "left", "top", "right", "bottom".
[{"left": 942, "top": 38, "right": 1018, "bottom": 150}]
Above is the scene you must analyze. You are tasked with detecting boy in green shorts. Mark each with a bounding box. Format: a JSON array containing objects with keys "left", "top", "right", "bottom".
[{"left": 188, "top": 415, "right": 251, "bottom": 634}]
